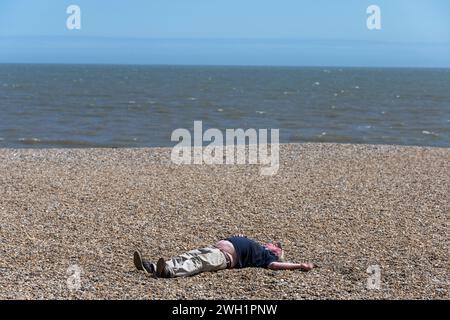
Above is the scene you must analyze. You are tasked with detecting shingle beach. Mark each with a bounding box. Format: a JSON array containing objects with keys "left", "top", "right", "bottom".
[{"left": 0, "top": 143, "right": 448, "bottom": 299}]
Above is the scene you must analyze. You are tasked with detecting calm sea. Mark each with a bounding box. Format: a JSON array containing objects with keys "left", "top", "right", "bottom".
[{"left": 0, "top": 64, "right": 449, "bottom": 148}]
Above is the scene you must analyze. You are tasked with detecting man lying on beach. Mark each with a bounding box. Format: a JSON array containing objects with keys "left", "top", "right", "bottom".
[{"left": 133, "top": 235, "right": 317, "bottom": 278}]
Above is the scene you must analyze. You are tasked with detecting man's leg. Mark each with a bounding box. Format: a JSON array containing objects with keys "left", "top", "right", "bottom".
[{"left": 159, "top": 247, "right": 227, "bottom": 278}]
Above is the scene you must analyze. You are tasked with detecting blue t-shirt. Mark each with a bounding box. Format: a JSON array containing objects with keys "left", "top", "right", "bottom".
[{"left": 226, "top": 236, "right": 277, "bottom": 268}]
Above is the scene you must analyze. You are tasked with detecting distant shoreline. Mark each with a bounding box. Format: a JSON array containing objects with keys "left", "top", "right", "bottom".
[{"left": 1, "top": 141, "right": 450, "bottom": 152}]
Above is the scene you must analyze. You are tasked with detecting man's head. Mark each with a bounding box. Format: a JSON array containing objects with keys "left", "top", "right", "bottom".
[{"left": 264, "top": 242, "right": 285, "bottom": 262}]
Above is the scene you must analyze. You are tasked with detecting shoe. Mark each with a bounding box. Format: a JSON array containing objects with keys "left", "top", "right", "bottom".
[
  {"left": 134, "top": 251, "right": 156, "bottom": 275},
  {"left": 134, "top": 251, "right": 144, "bottom": 271},
  {"left": 143, "top": 260, "right": 156, "bottom": 275},
  {"left": 156, "top": 257, "right": 172, "bottom": 278}
]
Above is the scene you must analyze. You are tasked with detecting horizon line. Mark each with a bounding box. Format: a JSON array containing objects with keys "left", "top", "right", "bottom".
[{"left": 1, "top": 62, "right": 450, "bottom": 70}]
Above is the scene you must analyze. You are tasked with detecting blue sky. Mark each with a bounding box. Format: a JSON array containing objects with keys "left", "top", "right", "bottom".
[{"left": 1, "top": 0, "right": 450, "bottom": 66}]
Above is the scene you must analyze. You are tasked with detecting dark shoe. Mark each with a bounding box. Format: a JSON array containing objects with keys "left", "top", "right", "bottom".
[
  {"left": 143, "top": 260, "right": 156, "bottom": 275},
  {"left": 134, "top": 251, "right": 156, "bottom": 275},
  {"left": 134, "top": 251, "right": 144, "bottom": 271},
  {"left": 156, "top": 257, "right": 172, "bottom": 278}
]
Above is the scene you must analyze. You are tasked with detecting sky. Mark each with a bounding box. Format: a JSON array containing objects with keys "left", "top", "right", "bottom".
[{"left": 0, "top": 0, "right": 450, "bottom": 67}]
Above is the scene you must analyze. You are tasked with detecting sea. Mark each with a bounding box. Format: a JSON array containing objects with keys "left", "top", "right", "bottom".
[{"left": 0, "top": 64, "right": 449, "bottom": 148}]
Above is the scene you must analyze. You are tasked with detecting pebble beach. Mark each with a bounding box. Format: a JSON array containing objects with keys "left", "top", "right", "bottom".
[{"left": 0, "top": 143, "right": 448, "bottom": 299}]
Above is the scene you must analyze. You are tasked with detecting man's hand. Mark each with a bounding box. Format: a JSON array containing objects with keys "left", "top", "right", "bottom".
[{"left": 268, "top": 262, "right": 318, "bottom": 271}]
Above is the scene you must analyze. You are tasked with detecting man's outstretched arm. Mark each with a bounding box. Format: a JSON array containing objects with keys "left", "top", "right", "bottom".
[{"left": 268, "top": 262, "right": 317, "bottom": 271}]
